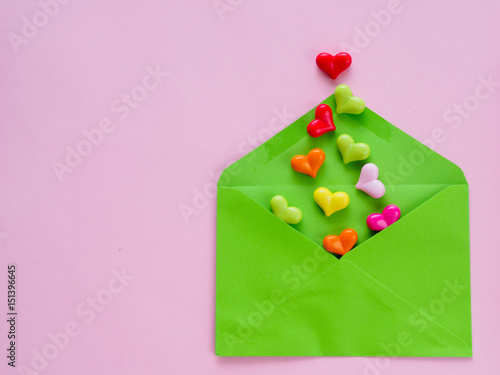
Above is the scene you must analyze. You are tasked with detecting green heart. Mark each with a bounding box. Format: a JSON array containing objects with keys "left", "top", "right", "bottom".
[
  {"left": 334, "top": 84, "right": 365, "bottom": 114},
  {"left": 337, "top": 134, "right": 371, "bottom": 164},
  {"left": 270, "top": 195, "right": 302, "bottom": 224}
]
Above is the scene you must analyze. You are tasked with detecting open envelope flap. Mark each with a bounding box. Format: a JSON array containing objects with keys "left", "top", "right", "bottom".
[
  {"left": 216, "top": 185, "right": 471, "bottom": 356},
  {"left": 218, "top": 95, "right": 466, "bottom": 188}
]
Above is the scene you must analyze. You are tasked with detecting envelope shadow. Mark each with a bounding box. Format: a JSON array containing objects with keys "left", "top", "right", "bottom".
[
  {"left": 382, "top": 356, "right": 473, "bottom": 365},
  {"left": 217, "top": 356, "right": 316, "bottom": 365}
]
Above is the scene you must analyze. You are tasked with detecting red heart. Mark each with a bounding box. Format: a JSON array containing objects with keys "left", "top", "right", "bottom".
[
  {"left": 316, "top": 52, "right": 352, "bottom": 80},
  {"left": 307, "top": 104, "right": 335, "bottom": 137}
]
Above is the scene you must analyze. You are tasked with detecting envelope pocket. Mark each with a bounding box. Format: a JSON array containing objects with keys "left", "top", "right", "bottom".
[
  {"left": 219, "top": 259, "right": 471, "bottom": 356},
  {"left": 216, "top": 186, "right": 471, "bottom": 357}
]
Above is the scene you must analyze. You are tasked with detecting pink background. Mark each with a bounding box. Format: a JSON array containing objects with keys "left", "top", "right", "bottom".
[{"left": 1, "top": 1, "right": 499, "bottom": 374}]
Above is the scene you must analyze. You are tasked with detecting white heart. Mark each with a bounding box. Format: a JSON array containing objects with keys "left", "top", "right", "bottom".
[{"left": 355, "top": 163, "right": 385, "bottom": 198}]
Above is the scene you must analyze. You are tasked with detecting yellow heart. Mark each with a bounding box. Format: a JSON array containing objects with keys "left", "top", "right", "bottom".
[{"left": 313, "top": 188, "right": 349, "bottom": 217}]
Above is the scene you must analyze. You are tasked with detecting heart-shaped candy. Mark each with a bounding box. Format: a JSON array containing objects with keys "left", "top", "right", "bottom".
[
  {"left": 366, "top": 205, "right": 401, "bottom": 231},
  {"left": 337, "top": 134, "right": 370, "bottom": 164},
  {"left": 291, "top": 148, "right": 325, "bottom": 178},
  {"left": 316, "top": 52, "right": 352, "bottom": 80},
  {"left": 313, "top": 188, "right": 349, "bottom": 217},
  {"left": 334, "top": 84, "right": 365, "bottom": 114},
  {"left": 323, "top": 228, "right": 358, "bottom": 256},
  {"left": 270, "top": 195, "right": 302, "bottom": 224},
  {"left": 307, "top": 104, "right": 336, "bottom": 137},
  {"left": 355, "top": 163, "right": 385, "bottom": 198}
]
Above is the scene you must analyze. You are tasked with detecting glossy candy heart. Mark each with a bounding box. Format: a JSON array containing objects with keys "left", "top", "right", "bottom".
[
  {"left": 307, "top": 104, "right": 336, "bottom": 137},
  {"left": 323, "top": 228, "right": 358, "bottom": 256},
  {"left": 313, "top": 188, "right": 349, "bottom": 217},
  {"left": 334, "top": 84, "right": 365, "bottom": 114},
  {"left": 367, "top": 205, "right": 401, "bottom": 231},
  {"left": 355, "top": 163, "right": 385, "bottom": 198},
  {"left": 337, "top": 134, "right": 370, "bottom": 164},
  {"left": 270, "top": 195, "right": 302, "bottom": 224},
  {"left": 291, "top": 148, "right": 325, "bottom": 178},
  {"left": 316, "top": 52, "right": 352, "bottom": 80}
]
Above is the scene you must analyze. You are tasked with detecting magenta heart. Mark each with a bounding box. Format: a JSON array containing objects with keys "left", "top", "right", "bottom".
[{"left": 366, "top": 205, "right": 401, "bottom": 231}]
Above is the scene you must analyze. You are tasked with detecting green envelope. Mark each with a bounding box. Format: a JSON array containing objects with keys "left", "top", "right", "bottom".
[{"left": 215, "top": 94, "right": 471, "bottom": 357}]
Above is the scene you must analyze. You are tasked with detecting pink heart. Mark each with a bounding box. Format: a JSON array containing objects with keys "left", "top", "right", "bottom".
[
  {"left": 366, "top": 205, "right": 401, "bottom": 231},
  {"left": 355, "top": 163, "right": 385, "bottom": 198}
]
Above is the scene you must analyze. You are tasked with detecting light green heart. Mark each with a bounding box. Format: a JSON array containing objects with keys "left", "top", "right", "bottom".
[
  {"left": 270, "top": 195, "right": 302, "bottom": 224},
  {"left": 334, "top": 84, "right": 365, "bottom": 115},
  {"left": 337, "top": 134, "right": 371, "bottom": 164}
]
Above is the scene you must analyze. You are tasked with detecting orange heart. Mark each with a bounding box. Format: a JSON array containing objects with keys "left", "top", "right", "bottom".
[
  {"left": 323, "top": 228, "right": 358, "bottom": 256},
  {"left": 291, "top": 148, "right": 325, "bottom": 178}
]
